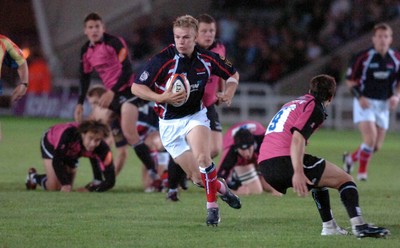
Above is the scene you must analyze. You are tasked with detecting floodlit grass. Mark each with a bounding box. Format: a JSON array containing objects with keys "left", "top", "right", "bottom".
[{"left": 0, "top": 116, "right": 399, "bottom": 247}]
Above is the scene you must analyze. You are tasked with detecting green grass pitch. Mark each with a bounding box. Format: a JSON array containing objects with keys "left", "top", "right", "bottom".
[{"left": 0, "top": 116, "right": 399, "bottom": 247}]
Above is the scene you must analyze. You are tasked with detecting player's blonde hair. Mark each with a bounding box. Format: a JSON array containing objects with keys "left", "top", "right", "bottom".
[
  {"left": 173, "top": 15, "right": 198, "bottom": 33},
  {"left": 373, "top": 22, "right": 392, "bottom": 35}
]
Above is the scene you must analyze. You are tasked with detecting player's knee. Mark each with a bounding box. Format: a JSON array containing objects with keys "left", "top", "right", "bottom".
[
  {"left": 374, "top": 144, "right": 381, "bottom": 153},
  {"left": 196, "top": 153, "right": 211, "bottom": 167},
  {"left": 209, "top": 148, "right": 220, "bottom": 159},
  {"left": 123, "top": 131, "right": 140, "bottom": 145},
  {"left": 337, "top": 172, "right": 354, "bottom": 188},
  {"left": 45, "top": 182, "right": 60, "bottom": 191}
]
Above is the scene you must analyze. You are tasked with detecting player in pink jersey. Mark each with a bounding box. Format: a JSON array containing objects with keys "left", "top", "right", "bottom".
[
  {"left": 217, "top": 121, "right": 281, "bottom": 196},
  {"left": 197, "top": 13, "right": 226, "bottom": 158},
  {"left": 25, "top": 120, "right": 115, "bottom": 192},
  {"left": 258, "top": 74, "right": 389, "bottom": 238},
  {"left": 74, "top": 13, "right": 160, "bottom": 183}
]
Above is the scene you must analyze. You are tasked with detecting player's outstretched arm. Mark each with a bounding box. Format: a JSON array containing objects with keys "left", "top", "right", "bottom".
[{"left": 11, "top": 61, "right": 29, "bottom": 102}]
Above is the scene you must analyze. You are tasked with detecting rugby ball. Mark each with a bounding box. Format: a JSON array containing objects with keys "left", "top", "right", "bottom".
[{"left": 165, "top": 73, "right": 190, "bottom": 107}]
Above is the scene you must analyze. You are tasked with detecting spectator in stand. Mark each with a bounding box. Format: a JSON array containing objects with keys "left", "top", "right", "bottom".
[
  {"left": 26, "top": 48, "right": 52, "bottom": 95},
  {"left": 322, "top": 55, "right": 344, "bottom": 85},
  {"left": 217, "top": 13, "right": 239, "bottom": 58}
]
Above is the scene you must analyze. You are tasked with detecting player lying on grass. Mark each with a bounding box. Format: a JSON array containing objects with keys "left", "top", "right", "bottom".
[
  {"left": 25, "top": 120, "right": 115, "bottom": 192},
  {"left": 217, "top": 121, "right": 282, "bottom": 196},
  {"left": 258, "top": 74, "right": 390, "bottom": 238}
]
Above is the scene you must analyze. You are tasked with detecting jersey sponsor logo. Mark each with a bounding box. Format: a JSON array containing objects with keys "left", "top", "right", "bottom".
[
  {"left": 220, "top": 55, "right": 232, "bottom": 67},
  {"left": 386, "top": 63, "right": 394, "bottom": 69},
  {"left": 368, "top": 63, "right": 379, "bottom": 68},
  {"left": 190, "top": 83, "right": 200, "bottom": 91},
  {"left": 373, "top": 71, "right": 390, "bottom": 79},
  {"left": 139, "top": 71, "right": 149, "bottom": 81}
]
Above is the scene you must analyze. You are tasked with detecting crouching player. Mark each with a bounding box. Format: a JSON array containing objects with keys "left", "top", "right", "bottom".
[
  {"left": 25, "top": 120, "right": 115, "bottom": 192},
  {"left": 217, "top": 121, "right": 281, "bottom": 196},
  {"left": 258, "top": 74, "right": 390, "bottom": 238}
]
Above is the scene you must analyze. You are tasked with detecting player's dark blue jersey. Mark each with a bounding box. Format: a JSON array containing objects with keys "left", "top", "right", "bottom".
[
  {"left": 346, "top": 47, "right": 400, "bottom": 100},
  {"left": 135, "top": 44, "right": 237, "bottom": 119}
]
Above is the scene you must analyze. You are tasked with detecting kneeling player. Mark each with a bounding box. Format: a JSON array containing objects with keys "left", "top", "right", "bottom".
[
  {"left": 25, "top": 120, "right": 115, "bottom": 192},
  {"left": 217, "top": 121, "right": 281, "bottom": 196}
]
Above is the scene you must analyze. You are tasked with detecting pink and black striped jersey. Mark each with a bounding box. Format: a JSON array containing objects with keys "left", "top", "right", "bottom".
[
  {"left": 202, "top": 41, "right": 226, "bottom": 107},
  {"left": 258, "top": 94, "right": 327, "bottom": 162},
  {"left": 78, "top": 33, "right": 134, "bottom": 104}
]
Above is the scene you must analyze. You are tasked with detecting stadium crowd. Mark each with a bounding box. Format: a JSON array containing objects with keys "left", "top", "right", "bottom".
[{"left": 127, "top": 0, "right": 400, "bottom": 86}]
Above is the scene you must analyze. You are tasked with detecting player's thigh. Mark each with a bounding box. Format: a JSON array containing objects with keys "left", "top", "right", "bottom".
[
  {"left": 358, "top": 121, "right": 378, "bottom": 145},
  {"left": 43, "top": 159, "right": 61, "bottom": 190},
  {"left": 209, "top": 130, "right": 222, "bottom": 157},
  {"left": 174, "top": 151, "right": 201, "bottom": 183},
  {"left": 186, "top": 125, "right": 211, "bottom": 165},
  {"left": 144, "top": 131, "right": 164, "bottom": 151},
  {"left": 318, "top": 160, "right": 353, "bottom": 189},
  {"left": 120, "top": 102, "right": 139, "bottom": 135}
]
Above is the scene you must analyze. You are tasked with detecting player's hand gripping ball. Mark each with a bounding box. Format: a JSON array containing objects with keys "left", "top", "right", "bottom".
[{"left": 165, "top": 73, "right": 191, "bottom": 107}]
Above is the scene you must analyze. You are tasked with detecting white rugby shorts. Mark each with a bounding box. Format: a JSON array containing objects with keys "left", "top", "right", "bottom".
[
  {"left": 159, "top": 108, "right": 210, "bottom": 159},
  {"left": 353, "top": 97, "right": 389, "bottom": 129}
]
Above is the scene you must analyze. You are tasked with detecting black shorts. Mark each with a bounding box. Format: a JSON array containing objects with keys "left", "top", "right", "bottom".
[
  {"left": 40, "top": 133, "right": 79, "bottom": 168},
  {"left": 109, "top": 87, "right": 147, "bottom": 114},
  {"left": 206, "top": 105, "right": 222, "bottom": 132},
  {"left": 40, "top": 132, "right": 54, "bottom": 159},
  {"left": 258, "top": 154, "right": 326, "bottom": 194}
]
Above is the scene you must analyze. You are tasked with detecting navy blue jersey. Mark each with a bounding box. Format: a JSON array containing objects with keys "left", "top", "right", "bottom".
[
  {"left": 135, "top": 44, "right": 237, "bottom": 119},
  {"left": 346, "top": 47, "right": 400, "bottom": 100}
]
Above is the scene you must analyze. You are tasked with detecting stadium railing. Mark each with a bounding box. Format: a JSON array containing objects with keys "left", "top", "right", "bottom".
[{"left": 217, "top": 82, "right": 400, "bottom": 131}]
